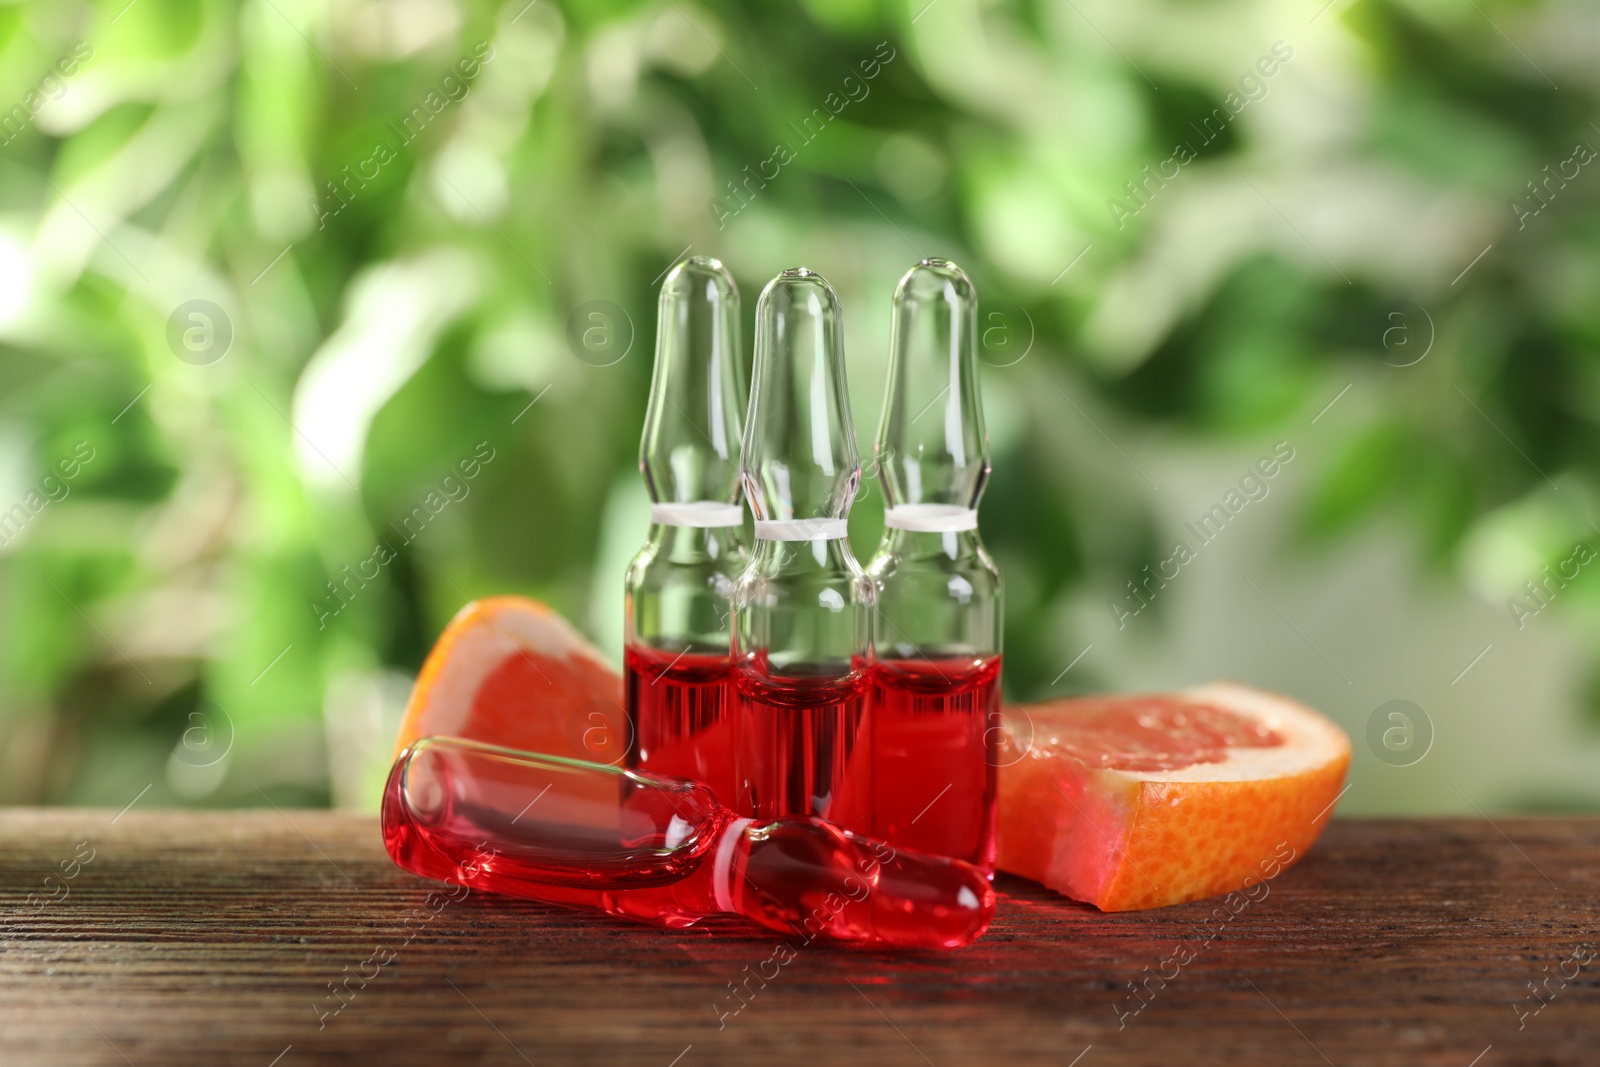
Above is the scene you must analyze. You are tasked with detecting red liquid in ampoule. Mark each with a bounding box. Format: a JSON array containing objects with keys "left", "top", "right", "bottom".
[
  {"left": 734, "top": 656, "right": 872, "bottom": 831},
  {"left": 381, "top": 752, "right": 725, "bottom": 928},
  {"left": 381, "top": 738, "right": 996, "bottom": 948},
  {"left": 625, "top": 644, "right": 737, "bottom": 805},
  {"left": 869, "top": 655, "right": 1000, "bottom": 870}
]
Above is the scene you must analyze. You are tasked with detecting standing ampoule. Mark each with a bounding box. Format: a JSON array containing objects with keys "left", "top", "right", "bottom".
[
  {"left": 866, "top": 258, "right": 1002, "bottom": 871},
  {"left": 625, "top": 257, "right": 747, "bottom": 804},
  {"left": 732, "top": 269, "right": 875, "bottom": 830}
]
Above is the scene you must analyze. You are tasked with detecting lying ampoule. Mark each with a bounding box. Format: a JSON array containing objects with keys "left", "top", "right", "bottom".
[
  {"left": 382, "top": 736, "right": 994, "bottom": 950},
  {"left": 626, "top": 256, "right": 747, "bottom": 804}
]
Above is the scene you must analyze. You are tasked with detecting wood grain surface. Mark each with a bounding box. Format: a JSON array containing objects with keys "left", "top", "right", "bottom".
[{"left": 1, "top": 810, "right": 1596, "bottom": 1066}]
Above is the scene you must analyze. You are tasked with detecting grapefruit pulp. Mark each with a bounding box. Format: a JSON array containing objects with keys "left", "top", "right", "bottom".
[
  {"left": 997, "top": 682, "right": 1349, "bottom": 911},
  {"left": 392, "top": 596, "right": 626, "bottom": 764}
]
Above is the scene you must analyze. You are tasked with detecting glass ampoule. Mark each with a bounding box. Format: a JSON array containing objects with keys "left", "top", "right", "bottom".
[
  {"left": 866, "top": 259, "right": 1003, "bottom": 872},
  {"left": 382, "top": 736, "right": 994, "bottom": 950},
  {"left": 625, "top": 257, "right": 747, "bottom": 804},
  {"left": 731, "top": 269, "right": 875, "bottom": 830}
]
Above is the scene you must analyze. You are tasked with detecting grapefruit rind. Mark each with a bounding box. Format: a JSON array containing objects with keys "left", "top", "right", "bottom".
[{"left": 998, "top": 682, "right": 1350, "bottom": 912}]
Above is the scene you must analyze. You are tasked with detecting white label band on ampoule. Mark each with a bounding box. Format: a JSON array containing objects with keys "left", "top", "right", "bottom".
[
  {"left": 712, "top": 817, "right": 754, "bottom": 913},
  {"left": 883, "top": 504, "right": 979, "bottom": 533},
  {"left": 650, "top": 501, "right": 745, "bottom": 528},
  {"left": 753, "top": 518, "right": 849, "bottom": 541}
]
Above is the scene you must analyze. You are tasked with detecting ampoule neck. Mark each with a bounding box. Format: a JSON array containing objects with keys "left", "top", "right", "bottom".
[
  {"left": 877, "top": 526, "right": 986, "bottom": 561},
  {"left": 748, "top": 533, "right": 864, "bottom": 569},
  {"left": 875, "top": 258, "right": 990, "bottom": 512},
  {"left": 639, "top": 520, "right": 743, "bottom": 561}
]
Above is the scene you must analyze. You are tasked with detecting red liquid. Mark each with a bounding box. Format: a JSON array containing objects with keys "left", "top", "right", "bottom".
[
  {"left": 733, "top": 655, "right": 872, "bottom": 831},
  {"left": 380, "top": 739, "right": 996, "bottom": 948},
  {"left": 625, "top": 644, "right": 737, "bottom": 806},
  {"left": 726, "top": 818, "right": 994, "bottom": 950},
  {"left": 381, "top": 746, "right": 726, "bottom": 928},
  {"left": 870, "top": 655, "right": 1001, "bottom": 871}
]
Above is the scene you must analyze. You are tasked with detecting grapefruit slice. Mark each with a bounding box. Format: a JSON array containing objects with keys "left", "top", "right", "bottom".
[
  {"left": 997, "top": 682, "right": 1349, "bottom": 911},
  {"left": 393, "top": 596, "right": 626, "bottom": 764}
]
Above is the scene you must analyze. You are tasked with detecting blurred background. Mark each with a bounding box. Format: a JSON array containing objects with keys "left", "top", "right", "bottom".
[{"left": 0, "top": 0, "right": 1596, "bottom": 815}]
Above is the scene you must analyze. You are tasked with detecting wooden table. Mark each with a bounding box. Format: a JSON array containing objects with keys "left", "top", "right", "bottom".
[{"left": 1, "top": 811, "right": 1595, "bottom": 1066}]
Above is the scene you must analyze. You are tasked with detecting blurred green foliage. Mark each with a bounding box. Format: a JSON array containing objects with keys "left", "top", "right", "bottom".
[{"left": 0, "top": 0, "right": 1596, "bottom": 809}]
